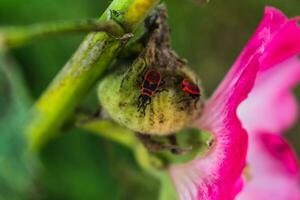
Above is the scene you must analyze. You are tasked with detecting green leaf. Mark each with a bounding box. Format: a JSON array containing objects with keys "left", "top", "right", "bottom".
[{"left": 0, "top": 51, "right": 33, "bottom": 200}]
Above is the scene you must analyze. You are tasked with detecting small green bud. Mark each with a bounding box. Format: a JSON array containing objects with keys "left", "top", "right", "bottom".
[{"left": 98, "top": 58, "right": 204, "bottom": 136}]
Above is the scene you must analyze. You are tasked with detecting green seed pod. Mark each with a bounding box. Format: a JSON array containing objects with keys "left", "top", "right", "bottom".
[
  {"left": 98, "top": 58, "right": 204, "bottom": 136},
  {"left": 98, "top": 5, "right": 204, "bottom": 136}
]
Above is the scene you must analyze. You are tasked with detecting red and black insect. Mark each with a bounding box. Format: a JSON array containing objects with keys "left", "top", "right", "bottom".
[
  {"left": 180, "top": 79, "right": 201, "bottom": 107},
  {"left": 137, "top": 69, "right": 163, "bottom": 115}
]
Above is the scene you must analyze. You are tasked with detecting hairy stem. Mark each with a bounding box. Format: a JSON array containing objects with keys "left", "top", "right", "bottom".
[
  {"left": 0, "top": 20, "right": 124, "bottom": 48},
  {"left": 25, "top": 0, "right": 160, "bottom": 152}
]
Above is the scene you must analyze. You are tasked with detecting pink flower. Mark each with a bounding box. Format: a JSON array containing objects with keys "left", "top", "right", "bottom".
[
  {"left": 236, "top": 9, "right": 300, "bottom": 200},
  {"left": 169, "top": 7, "right": 300, "bottom": 200}
]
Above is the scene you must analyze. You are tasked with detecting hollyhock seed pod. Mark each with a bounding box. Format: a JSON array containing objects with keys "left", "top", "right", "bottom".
[{"left": 97, "top": 58, "right": 204, "bottom": 135}]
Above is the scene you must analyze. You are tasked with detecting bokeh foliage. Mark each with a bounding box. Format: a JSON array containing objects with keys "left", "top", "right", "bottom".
[{"left": 0, "top": 0, "right": 299, "bottom": 199}]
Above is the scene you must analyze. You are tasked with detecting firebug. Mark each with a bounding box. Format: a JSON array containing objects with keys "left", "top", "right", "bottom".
[{"left": 137, "top": 69, "right": 163, "bottom": 115}]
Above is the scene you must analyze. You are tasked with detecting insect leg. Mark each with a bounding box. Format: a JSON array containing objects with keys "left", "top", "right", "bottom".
[
  {"left": 193, "top": 96, "right": 200, "bottom": 109},
  {"left": 137, "top": 95, "right": 144, "bottom": 112},
  {"left": 159, "top": 79, "right": 165, "bottom": 87},
  {"left": 141, "top": 97, "right": 151, "bottom": 116},
  {"left": 177, "top": 97, "right": 193, "bottom": 104}
]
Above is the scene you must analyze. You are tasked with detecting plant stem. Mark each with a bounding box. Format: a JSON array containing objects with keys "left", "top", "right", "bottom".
[
  {"left": 0, "top": 20, "right": 124, "bottom": 48},
  {"left": 76, "top": 117, "right": 164, "bottom": 176},
  {"left": 76, "top": 117, "right": 178, "bottom": 199},
  {"left": 25, "top": 0, "right": 160, "bottom": 152}
]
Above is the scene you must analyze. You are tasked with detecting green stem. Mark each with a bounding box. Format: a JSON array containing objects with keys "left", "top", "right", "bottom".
[
  {"left": 25, "top": 0, "right": 160, "bottom": 152},
  {"left": 75, "top": 117, "right": 162, "bottom": 174},
  {"left": 75, "top": 116, "right": 137, "bottom": 148},
  {"left": 158, "top": 173, "right": 179, "bottom": 200},
  {"left": 0, "top": 20, "right": 124, "bottom": 48},
  {"left": 76, "top": 117, "right": 178, "bottom": 199}
]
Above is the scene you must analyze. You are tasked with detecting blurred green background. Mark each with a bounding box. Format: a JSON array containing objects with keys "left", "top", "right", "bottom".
[{"left": 0, "top": 0, "right": 300, "bottom": 199}]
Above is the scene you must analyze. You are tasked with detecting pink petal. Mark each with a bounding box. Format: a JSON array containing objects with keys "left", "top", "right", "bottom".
[
  {"left": 169, "top": 46, "right": 258, "bottom": 200},
  {"left": 236, "top": 8, "right": 300, "bottom": 200},
  {"left": 238, "top": 57, "right": 300, "bottom": 134},
  {"left": 238, "top": 9, "right": 300, "bottom": 134},
  {"left": 169, "top": 7, "right": 300, "bottom": 200},
  {"left": 236, "top": 133, "right": 300, "bottom": 200}
]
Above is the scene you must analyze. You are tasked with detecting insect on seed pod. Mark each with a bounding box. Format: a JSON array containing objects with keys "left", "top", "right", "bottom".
[
  {"left": 98, "top": 5, "right": 204, "bottom": 136},
  {"left": 97, "top": 58, "right": 204, "bottom": 136}
]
